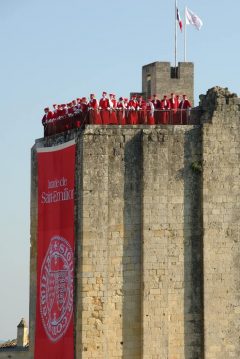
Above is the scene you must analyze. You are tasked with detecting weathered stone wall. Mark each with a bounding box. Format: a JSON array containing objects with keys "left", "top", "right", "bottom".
[
  {"left": 75, "top": 128, "right": 142, "bottom": 358},
  {"left": 142, "top": 62, "right": 194, "bottom": 105},
  {"left": 30, "top": 124, "right": 204, "bottom": 359},
  {"left": 202, "top": 89, "right": 240, "bottom": 359},
  {"left": 28, "top": 87, "right": 240, "bottom": 359},
  {"left": 142, "top": 125, "right": 203, "bottom": 359}
]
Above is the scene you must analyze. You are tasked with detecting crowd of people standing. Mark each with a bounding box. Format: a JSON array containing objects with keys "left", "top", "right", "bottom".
[{"left": 42, "top": 92, "right": 192, "bottom": 136}]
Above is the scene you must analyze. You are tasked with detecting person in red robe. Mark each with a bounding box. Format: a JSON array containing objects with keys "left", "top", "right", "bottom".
[
  {"left": 67, "top": 102, "right": 75, "bottom": 116},
  {"left": 58, "top": 104, "right": 68, "bottom": 130},
  {"left": 54, "top": 104, "right": 60, "bottom": 131},
  {"left": 151, "top": 94, "right": 162, "bottom": 124},
  {"left": 160, "top": 95, "right": 170, "bottom": 124},
  {"left": 71, "top": 100, "right": 78, "bottom": 113},
  {"left": 42, "top": 107, "right": 54, "bottom": 136},
  {"left": 81, "top": 97, "right": 89, "bottom": 125},
  {"left": 66, "top": 103, "right": 75, "bottom": 130},
  {"left": 73, "top": 98, "right": 82, "bottom": 128},
  {"left": 51, "top": 104, "right": 58, "bottom": 134},
  {"left": 110, "top": 94, "right": 117, "bottom": 109},
  {"left": 52, "top": 104, "right": 58, "bottom": 118},
  {"left": 57, "top": 104, "right": 66, "bottom": 117},
  {"left": 109, "top": 93, "right": 118, "bottom": 124},
  {"left": 41, "top": 107, "right": 51, "bottom": 124},
  {"left": 99, "top": 92, "right": 110, "bottom": 124},
  {"left": 127, "top": 94, "right": 138, "bottom": 125},
  {"left": 70, "top": 100, "right": 78, "bottom": 129},
  {"left": 89, "top": 93, "right": 101, "bottom": 124},
  {"left": 179, "top": 94, "right": 191, "bottom": 124},
  {"left": 146, "top": 98, "right": 155, "bottom": 125},
  {"left": 116, "top": 97, "right": 127, "bottom": 125},
  {"left": 137, "top": 95, "right": 146, "bottom": 124},
  {"left": 76, "top": 98, "right": 82, "bottom": 110},
  {"left": 60, "top": 104, "right": 70, "bottom": 131},
  {"left": 169, "top": 93, "right": 179, "bottom": 124}
]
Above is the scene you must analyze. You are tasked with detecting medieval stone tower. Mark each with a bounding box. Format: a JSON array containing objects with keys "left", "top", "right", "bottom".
[
  {"left": 10, "top": 62, "right": 239, "bottom": 359},
  {"left": 142, "top": 61, "right": 194, "bottom": 105}
]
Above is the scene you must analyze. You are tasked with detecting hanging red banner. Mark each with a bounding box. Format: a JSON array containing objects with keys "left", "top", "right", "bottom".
[{"left": 35, "top": 140, "right": 75, "bottom": 359}]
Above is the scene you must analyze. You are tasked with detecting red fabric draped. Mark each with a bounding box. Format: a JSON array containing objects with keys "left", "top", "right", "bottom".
[{"left": 35, "top": 141, "right": 75, "bottom": 359}]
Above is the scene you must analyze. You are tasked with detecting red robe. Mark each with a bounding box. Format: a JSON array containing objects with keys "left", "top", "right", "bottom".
[
  {"left": 179, "top": 99, "right": 191, "bottom": 109},
  {"left": 146, "top": 103, "right": 154, "bottom": 125},
  {"left": 67, "top": 107, "right": 75, "bottom": 115},
  {"left": 127, "top": 99, "right": 138, "bottom": 125},
  {"left": 117, "top": 101, "right": 126, "bottom": 125},
  {"left": 57, "top": 108, "right": 67, "bottom": 117},
  {"left": 42, "top": 111, "right": 54, "bottom": 136},
  {"left": 52, "top": 110, "right": 63, "bottom": 134},
  {"left": 99, "top": 98, "right": 110, "bottom": 124},
  {"left": 152, "top": 99, "right": 161, "bottom": 108},
  {"left": 42, "top": 111, "right": 53, "bottom": 125},
  {"left": 152, "top": 99, "right": 162, "bottom": 124},
  {"left": 89, "top": 98, "right": 101, "bottom": 125},
  {"left": 179, "top": 99, "right": 191, "bottom": 124},
  {"left": 109, "top": 98, "right": 118, "bottom": 125},
  {"left": 111, "top": 99, "right": 117, "bottom": 108},
  {"left": 137, "top": 100, "right": 147, "bottom": 124},
  {"left": 169, "top": 97, "right": 179, "bottom": 124},
  {"left": 73, "top": 104, "right": 82, "bottom": 128},
  {"left": 160, "top": 99, "right": 170, "bottom": 124},
  {"left": 88, "top": 98, "right": 98, "bottom": 110},
  {"left": 66, "top": 108, "right": 74, "bottom": 130},
  {"left": 52, "top": 110, "right": 58, "bottom": 119},
  {"left": 81, "top": 103, "right": 89, "bottom": 125}
]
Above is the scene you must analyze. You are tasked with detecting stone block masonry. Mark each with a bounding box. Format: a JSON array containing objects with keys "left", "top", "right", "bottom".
[
  {"left": 142, "top": 125, "right": 203, "bottom": 359},
  {"left": 142, "top": 62, "right": 194, "bottom": 105},
  {"left": 28, "top": 86, "right": 240, "bottom": 359},
  {"left": 202, "top": 88, "right": 240, "bottom": 359}
]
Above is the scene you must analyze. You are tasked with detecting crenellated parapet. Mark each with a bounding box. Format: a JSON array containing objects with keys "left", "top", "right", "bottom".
[{"left": 199, "top": 86, "right": 239, "bottom": 119}]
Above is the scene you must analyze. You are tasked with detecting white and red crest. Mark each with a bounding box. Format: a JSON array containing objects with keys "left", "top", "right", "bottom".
[{"left": 40, "top": 236, "right": 74, "bottom": 342}]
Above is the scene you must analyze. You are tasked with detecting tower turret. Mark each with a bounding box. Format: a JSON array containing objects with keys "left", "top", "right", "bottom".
[
  {"left": 142, "top": 61, "right": 194, "bottom": 105},
  {"left": 17, "top": 318, "right": 28, "bottom": 347}
]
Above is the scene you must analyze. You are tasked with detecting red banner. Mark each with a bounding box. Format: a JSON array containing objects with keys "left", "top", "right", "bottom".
[{"left": 35, "top": 141, "right": 75, "bottom": 359}]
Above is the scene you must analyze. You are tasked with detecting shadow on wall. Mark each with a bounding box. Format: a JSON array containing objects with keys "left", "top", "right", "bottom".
[
  {"left": 184, "top": 127, "right": 204, "bottom": 359},
  {"left": 75, "top": 135, "right": 84, "bottom": 358},
  {"left": 123, "top": 133, "right": 142, "bottom": 358}
]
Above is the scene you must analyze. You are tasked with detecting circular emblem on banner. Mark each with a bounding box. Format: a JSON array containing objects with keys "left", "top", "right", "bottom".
[{"left": 40, "top": 235, "right": 74, "bottom": 342}]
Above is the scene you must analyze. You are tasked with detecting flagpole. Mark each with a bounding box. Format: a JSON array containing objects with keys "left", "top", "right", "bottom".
[
  {"left": 175, "top": 0, "right": 177, "bottom": 69},
  {"left": 184, "top": 6, "right": 187, "bottom": 61}
]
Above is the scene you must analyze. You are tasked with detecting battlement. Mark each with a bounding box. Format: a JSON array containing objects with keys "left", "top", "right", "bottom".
[{"left": 199, "top": 86, "right": 240, "bottom": 109}]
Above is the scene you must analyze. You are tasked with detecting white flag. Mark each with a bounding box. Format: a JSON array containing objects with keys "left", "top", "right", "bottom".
[{"left": 185, "top": 7, "right": 203, "bottom": 30}]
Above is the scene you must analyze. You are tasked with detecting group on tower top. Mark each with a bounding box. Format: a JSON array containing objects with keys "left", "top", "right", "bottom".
[{"left": 42, "top": 92, "right": 192, "bottom": 137}]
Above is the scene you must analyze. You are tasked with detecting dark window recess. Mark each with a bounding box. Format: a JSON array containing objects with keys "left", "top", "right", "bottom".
[{"left": 171, "top": 67, "right": 179, "bottom": 79}]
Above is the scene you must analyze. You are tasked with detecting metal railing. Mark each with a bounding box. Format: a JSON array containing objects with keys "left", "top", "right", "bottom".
[{"left": 42, "top": 108, "right": 202, "bottom": 137}]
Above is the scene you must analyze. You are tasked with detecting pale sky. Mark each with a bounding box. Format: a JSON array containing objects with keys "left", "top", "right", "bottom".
[{"left": 0, "top": 0, "right": 239, "bottom": 340}]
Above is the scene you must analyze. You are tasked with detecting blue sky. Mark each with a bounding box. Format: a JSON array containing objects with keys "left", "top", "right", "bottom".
[{"left": 0, "top": 0, "right": 239, "bottom": 339}]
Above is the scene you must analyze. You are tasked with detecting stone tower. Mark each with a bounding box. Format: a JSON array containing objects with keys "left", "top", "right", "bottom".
[
  {"left": 142, "top": 61, "right": 194, "bottom": 105},
  {"left": 0, "top": 319, "right": 29, "bottom": 358},
  {"left": 17, "top": 318, "right": 28, "bottom": 347},
  {"left": 26, "top": 54, "right": 240, "bottom": 359}
]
